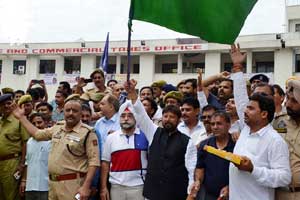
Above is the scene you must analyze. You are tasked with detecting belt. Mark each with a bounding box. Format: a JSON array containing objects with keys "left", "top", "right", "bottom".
[
  {"left": 0, "top": 153, "right": 21, "bottom": 161},
  {"left": 279, "top": 186, "right": 300, "bottom": 193},
  {"left": 289, "top": 187, "right": 300, "bottom": 192},
  {"left": 49, "top": 172, "right": 86, "bottom": 181}
]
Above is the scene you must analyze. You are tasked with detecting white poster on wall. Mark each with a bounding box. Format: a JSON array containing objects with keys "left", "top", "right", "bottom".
[
  {"left": 43, "top": 74, "right": 57, "bottom": 85},
  {"left": 63, "top": 73, "right": 80, "bottom": 86}
]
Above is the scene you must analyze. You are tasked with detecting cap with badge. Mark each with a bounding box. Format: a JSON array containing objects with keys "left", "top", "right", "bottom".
[
  {"left": 151, "top": 80, "right": 167, "bottom": 88},
  {"left": 1, "top": 87, "right": 14, "bottom": 94},
  {"left": 249, "top": 74, "right": 269, "bottom": 84},
  {"left": 162, "top": 84, "right": 177, "bottom": 93},
  {"left": 0, "top": 93, "right": 14, "bottom": 104},
  {"left": 64, "top": 94, "right": 81, "bottom": 103},
  {"left": 89, "top": 92, "right": 105, "bottom": 102},
  {"left": 287, "top": 79, "right": 300, "bottom": 104},
  {"left": 164, "top": 91, "right": 183, "bottom": 104},
  {"left": 17, "top": 95, "right": 33, "bottom": 105}
]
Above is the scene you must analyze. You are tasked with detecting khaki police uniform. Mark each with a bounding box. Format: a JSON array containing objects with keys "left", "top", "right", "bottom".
[
  {"left": 0, "top": 114, "right": 30, "bottom": 200},
  {"left": 81, "top": 87, "right": 112, "bottom": 101},
  {"left": 274, "top": 115, "right": 300, "bottom": 199},
  {"left": 33, "top": 121, "right": 100, "bottom": 200}
]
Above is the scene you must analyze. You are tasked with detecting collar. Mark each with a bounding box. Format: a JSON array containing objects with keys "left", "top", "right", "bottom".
[
  {"left": 61, "top": 121, "right": 82, "bottom": 134},
  {"left": 1, "top": 113, "right": 14, "bottom": 122},
  {"left": 179, "top": 120, "right": 204, "bottom": 129},
  {"left": 103, "top": 113, "right": 119, "bottom": 122},
  {"left": 249, "top": 124, "right": 271, "bottom": 137},
  {"left": 119, "top": 127, "right": 140, "bottom": 136},
  {"left": 287, "top": 116, "right": 300, "bottom": 128}
]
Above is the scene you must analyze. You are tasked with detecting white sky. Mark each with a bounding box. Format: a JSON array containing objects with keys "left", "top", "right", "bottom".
[{"left": 0, "top": 0, "right": 286, "bottom": 44}]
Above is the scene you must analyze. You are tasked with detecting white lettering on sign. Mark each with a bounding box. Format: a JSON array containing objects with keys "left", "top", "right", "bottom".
[{"left": 0, "top": 44, "right": 208, "bottom": 55}]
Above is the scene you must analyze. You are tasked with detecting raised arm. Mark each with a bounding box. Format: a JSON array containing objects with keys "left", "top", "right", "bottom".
[
  {"left": 125, "top": 80, "right": 158, "bottom": 144},
  {"left": 230, "top": 44, "right": 248, "bottom": 124},
  {"left": 13, "top": 104, "right": 52, "bottom": 141},
  {"left": 13, "top": 105, "right": 39, "bottom": 136},
  {"left": 196, "top": 69, "right": 208, "bottom": 111}
]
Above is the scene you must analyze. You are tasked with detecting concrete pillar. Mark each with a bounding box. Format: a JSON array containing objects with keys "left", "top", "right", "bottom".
[
  {"left": 139, "top": 54, "right": 155, "bottom": 87},
  {"left": 56, "top": 56, "right": 65, "bottom": 83},
  {"left": 26, "top": 55, "right": 39, "bottom": 83},
  {"left": 81, "top": 55, "right": 96, "bottom": 77},
  {"left": 274, "top": 48, "right": 293, "bottom": 88},
  {"left": 204, "top": 52, "right": 221, "bottom": 78},
  {"left": 116, "top": 55, "right": 121, "bottom": 74},
  {"left": 177, "top": 53, "right": 183, "bottom": 74},
  {"left": 246, "top": 50, "right": 253, "bottom": 73}
]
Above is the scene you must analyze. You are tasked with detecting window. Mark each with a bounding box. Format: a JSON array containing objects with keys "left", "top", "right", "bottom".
[
  {"left": 252, "top": 52, "right": 274, "bottom": 73},
  {"left": 255, "top": 62, "right": 274, "bottom": 73},
  {"left": 13, "top": 60, "right": 26, "bottom": 74},
  {"left": 39, "top": 60, "right": 56, "bottom": 74},
  {"left": 296, "top": 54, "right": 300, "bottom": 72},
  {"left": 96, "top": 56, "right": 116, "bottom": 74},
  {"left": 182, "top": 53, "right": 205, "bottom": 73},
  {"left": 296, "top": 24, "right": 300, "bottom": 32},
  {"left": 121, "top": 56, "right": 139, "bottom": 74},
  {"left": 155, "top": 54, "right": 177, "bottom": 73},
  {"left": 221, "top": 53, "right": 246, "bottom": 72},
  {"left": 64, "top": 56, "right": 81, "bottom": 74}
]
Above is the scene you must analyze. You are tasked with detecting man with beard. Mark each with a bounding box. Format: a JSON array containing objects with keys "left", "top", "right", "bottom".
[
  {"left": 12, "top": 98, "right": 100, "bottom": 200},
  {"left": 274, "top": 80, "right": 300, "bottom": 199},
  {"left": 126, "top": 79, "right": 197, "bottom": 200},
  {"left": 229, "top": 93, "right": 291, "bottom": 200},
  {"left": 183, "top": 78, "right": 197, "bottom": 98},
  {"left": 100, "top": 100, "right": 148, "bottom": 200}
]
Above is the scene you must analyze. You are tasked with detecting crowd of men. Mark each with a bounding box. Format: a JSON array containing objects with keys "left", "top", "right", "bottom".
[{"left": 0, "top": 44, "right": 300, "bottom": 200}]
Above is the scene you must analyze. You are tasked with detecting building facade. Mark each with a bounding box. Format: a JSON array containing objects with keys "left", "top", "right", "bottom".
[{"left": 0, "top": 2, "right": 300, "bottom": 98}]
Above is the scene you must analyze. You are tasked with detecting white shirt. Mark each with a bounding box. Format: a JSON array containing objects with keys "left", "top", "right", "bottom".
[
  {"left": 25, "top": 138, "right": 51, "bottom": 191},
  {"left": 229, "top": 124, "right": 291, "bottom": 200},
  {"left": 177, "top": 120, "right": 207, "bottom": 146}
]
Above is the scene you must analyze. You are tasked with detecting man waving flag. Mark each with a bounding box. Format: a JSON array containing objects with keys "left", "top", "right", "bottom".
[{"left": 129, "top": 0, "right": 258, "bottom": 44}]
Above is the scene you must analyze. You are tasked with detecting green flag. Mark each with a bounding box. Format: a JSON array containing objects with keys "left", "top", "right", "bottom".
[{"left": 130, "top": 0, "right": 258, "bottom": 44}]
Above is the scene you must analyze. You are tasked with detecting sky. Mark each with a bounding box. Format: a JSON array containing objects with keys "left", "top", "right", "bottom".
[{"left": 0, "top": 0, "right": 287, "bottom": 44}]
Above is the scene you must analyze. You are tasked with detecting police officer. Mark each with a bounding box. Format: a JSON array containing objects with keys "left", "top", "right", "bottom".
[
  {"left": 75, "top": 69, "right": 112, "bottom": 100},
  {"left": 13, "top": 98, "right": 100, "bottom": 200},
  {"left": 0, "top": 93, "right": 29, "bottom": 200},
  {"left": 274, "top": 80, "right": 300, "bottom": 199}
]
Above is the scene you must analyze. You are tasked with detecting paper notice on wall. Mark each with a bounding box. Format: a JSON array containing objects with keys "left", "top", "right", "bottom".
[
  {"left": 114, "top": 74, "right": 127, "bottom": 84},
  {"left": 43, "top": 74, "right": 58, "bottom": 85},
  {"left": 105, "top": 74, "right": 127, "bottom": 84},
  {"left": 63, "top": 74, "right": 80, "bottom": 86}
]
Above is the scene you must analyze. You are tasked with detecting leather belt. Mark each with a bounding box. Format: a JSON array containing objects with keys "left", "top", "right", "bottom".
[
  {"left": 0, "top": 153, "right": 21, "bottom": 161},
  {"left": 49, "top": 172, "right": 86, "bottom": 181},
  {"left": 289, "top": 187, "right": 300, "bottom": 192},
  {"left": 279, "top": 186, "right": 300, "bottom": 193}
]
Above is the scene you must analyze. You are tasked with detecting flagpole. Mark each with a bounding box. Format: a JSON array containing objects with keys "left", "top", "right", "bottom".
[{"left": 127, "top": 0, "right": 134, "bottom": 82}]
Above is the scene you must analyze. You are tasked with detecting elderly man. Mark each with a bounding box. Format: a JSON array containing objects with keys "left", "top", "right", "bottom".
[
  {"left": 274, "top": 80, "right": 300, "bottom": 199},
  {"left": 0, "top": 94, "right": 29, "bottom": 200},
  {"left": 126, "top": 79, "right": 197, "bottom": 200},
  {"left": 12, "top": 98, "right": 100, "bottom": 200},
  {"left": 100, "top": 100, "right": 148, "bottom": 200}
]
